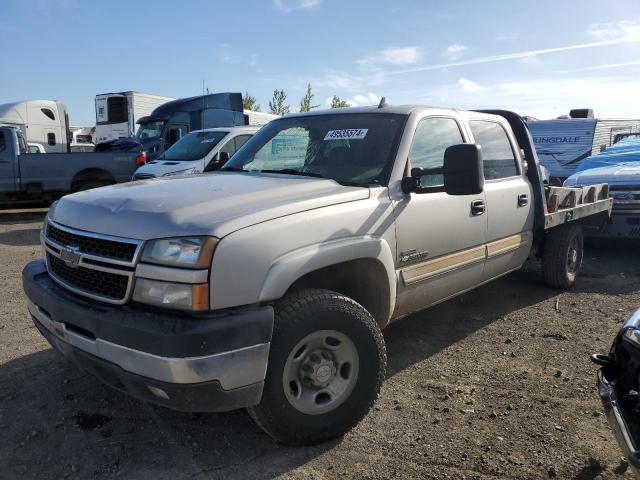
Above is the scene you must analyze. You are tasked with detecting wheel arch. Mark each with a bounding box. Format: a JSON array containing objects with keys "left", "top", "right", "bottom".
[
  {"left": 70, "top": 168, "right": 116, "bottom": 190},
  {"left": 259, "top": 237, "right": 396, "bottom": 327}
]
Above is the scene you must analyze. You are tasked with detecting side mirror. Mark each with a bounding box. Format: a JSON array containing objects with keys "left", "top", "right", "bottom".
[
  {"left": 442, "top": 144, "right": 484, "bottom": 195},
  {"left": 204, "top": 151, "right": 230, "bottom": 172},
  {"left": 401, "top": 143, "right": 484, "bottom": 195}
]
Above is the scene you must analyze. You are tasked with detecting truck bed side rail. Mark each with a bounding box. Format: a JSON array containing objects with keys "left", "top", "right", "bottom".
[{"left": 544, "top": 184, "right": 613, "bottom": 229}]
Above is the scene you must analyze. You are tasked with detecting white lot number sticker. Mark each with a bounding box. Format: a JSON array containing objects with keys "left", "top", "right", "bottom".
[{"left": 324, "top": 129, "right": 368, "bottom": 141}]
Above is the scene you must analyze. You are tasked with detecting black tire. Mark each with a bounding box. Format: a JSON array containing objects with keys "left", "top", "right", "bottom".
[
  {"left": 542, "top": 224, "right": 584, "bottom": 289},
  {"left": 248, "top": 289, "right": 386, "bottom": 445}
]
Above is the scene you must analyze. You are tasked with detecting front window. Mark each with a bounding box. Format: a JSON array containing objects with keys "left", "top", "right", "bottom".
[
  {"left": 224, "top": 113, "right": 406, "bottom": 186},
  {"left": 136, "top": 121, "right": 165, "bottom": 140},
  {"left": 163, "top": 130, "right": 228, "bottom": 161}
]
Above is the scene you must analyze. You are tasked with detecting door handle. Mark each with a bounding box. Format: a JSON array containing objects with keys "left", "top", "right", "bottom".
[
  {"left": 518, "top": 194, "right": 529, "bottom": 207},
  {"left": 471, "top": 199, "right": 485, "bottom": 216}
]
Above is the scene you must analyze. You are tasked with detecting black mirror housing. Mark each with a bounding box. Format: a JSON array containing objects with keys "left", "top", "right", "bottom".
[{"left": 443, "top": 144, "right": 484, "bottom": 196}]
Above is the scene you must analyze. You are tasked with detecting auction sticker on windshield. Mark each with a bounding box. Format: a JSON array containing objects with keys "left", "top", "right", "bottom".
[{"left": 324, "top": 129, "right": 368, "bottom": 140}]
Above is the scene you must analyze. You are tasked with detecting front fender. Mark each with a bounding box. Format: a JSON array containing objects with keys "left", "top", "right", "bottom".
[{"left": 258, "top": 236, "right": 397, "bottom": 320}]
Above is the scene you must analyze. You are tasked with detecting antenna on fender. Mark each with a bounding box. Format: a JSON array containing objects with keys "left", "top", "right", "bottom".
[{"left": 378, "top": 97, "right": 387, "bottom": 109}]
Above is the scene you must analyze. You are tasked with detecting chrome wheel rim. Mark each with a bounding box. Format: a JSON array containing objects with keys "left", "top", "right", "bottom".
[
  {"left": 567, "top": 236, "right": 580, "bottom": 274},
  {"left": 282, "top": 330, "right": 359, "bottom": 415}
]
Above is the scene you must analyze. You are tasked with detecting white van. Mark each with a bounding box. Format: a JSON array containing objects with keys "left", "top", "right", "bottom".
[{"left": 132, "top": 126, "right": 259, "bottom": 179}]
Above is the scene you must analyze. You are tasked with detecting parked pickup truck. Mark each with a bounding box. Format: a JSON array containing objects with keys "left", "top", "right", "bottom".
[
  {"left": 22, "top": 105, "right": 612, "bottom": 445},
  {"left": 0, "top": 126, "right": 145, "bottom": 203}
]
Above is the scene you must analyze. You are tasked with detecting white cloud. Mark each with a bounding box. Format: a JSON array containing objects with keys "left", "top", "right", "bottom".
[
  {"left": 458, "top": 77, "right": 487, "bottom": 92},
  {"left": 407, "top": 75, "right": 640, "bottom": 119},
  {"left": 443, "top": 44, "right": 467, "bottom": 60},
  {"left": 359, "top": 46, "right": 421, "bottom": 67},
  {"left": 587, "top": 20, "right": 640, "bottom": 41},
  {"left": 555, "top": 60, "right": 640, "bottom": 74},
  {"left": 274, "top": 0, "right": 321, "bottom": 13},
  {"left": 383, "top": 34, "right": 640, "bottom": 77},
  {"left": 348, "top": 93, "right": 380, "bottom": 106}
]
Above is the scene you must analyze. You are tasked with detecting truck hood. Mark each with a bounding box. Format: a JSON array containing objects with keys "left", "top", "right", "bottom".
[
  {"left": 564, "top": 162, "right": 640, "bottom": 188},
  {"left": 50, "top": 172, "right": 370, "bottom": 239}
]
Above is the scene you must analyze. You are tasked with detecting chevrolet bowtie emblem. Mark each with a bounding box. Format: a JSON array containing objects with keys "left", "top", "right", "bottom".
[{"left": 59, "top": 246, "right": 81, "bottom": 268}]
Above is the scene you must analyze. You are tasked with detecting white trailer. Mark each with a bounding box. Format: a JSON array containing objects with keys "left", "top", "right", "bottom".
[
  {"left": 243, "top": 109, "right": 279, "bottom": 126},
  {"left": 95, "top": 92, "right": 174, "bottom": 144},
  {"left": 527, "top": 110, "right": 640, "bottom": 181},
  {"left": 0, "top": 100, "right": 71, "bottom": 153}
]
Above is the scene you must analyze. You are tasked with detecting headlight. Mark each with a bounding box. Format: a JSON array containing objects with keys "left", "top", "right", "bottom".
[
  {"left": 141, "top": 237, "right": 217, "bottom": 268},
  {"left": 133, "top": 278, "right": 209, "bottom": 311},
  {"left": 163, "top": 167, "right": 198, "bottom": 177}
]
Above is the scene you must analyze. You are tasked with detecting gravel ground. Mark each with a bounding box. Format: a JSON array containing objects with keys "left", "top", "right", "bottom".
[{"left": 1, "top": 207, "right": 639, "bottom": 479}]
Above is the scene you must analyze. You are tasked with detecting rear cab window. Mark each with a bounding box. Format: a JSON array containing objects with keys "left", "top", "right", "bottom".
[{"left": 469, "top": 120, "right": 520, "bottom": 180}]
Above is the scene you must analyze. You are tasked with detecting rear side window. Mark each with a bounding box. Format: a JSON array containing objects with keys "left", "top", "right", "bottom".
[
  {"left": 408, "top": 117, "right": 464, "bottom": 187},
  {"left": 219, "top": 138, "right": 236, "bottom": 158},
  {"left": 41, "top": 108, "right": 55, "bottom": 121},
  {"left": 234, "top": 134, "right": 252, "bottom": 151},
  {"left": 0, "top": 132, "right": 5, "bottom": 152},
  {"left": 470, "top": 120, "right": 519, "bottom": 180}
]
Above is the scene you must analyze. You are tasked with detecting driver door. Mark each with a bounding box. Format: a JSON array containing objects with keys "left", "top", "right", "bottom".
[{"left": 393, "top": 116, "right": 487, "bottom": 317}]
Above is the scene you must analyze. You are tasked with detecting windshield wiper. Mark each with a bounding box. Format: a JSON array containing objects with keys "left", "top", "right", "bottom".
[{"left": 259, "top": 169, "right": 325, "bottom": 178}]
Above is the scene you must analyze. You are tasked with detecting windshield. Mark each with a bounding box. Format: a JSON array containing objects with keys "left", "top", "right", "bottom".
[
  {"left": 224, "top": 113, "right": 406, "bottom": 186},
  {"left": 136, "top": 121, "right": 164, "bottom": 140},
  {"left": 163, "top": 130, "right": 228, "bottom": 161}
]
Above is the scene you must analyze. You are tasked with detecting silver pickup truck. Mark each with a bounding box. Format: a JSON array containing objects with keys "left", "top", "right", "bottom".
[{"left": 22, "top": 105, "right": 612, "bottom": 445}]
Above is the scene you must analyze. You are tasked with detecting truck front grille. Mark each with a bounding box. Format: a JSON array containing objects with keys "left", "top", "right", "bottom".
[
  {"left": 47, "top": 254, "right": 129, "bottom": 301},
  {"left": 47, "top": 223, "right": 138, "bottom": 262},
  {"left": 42, "top": 221, "right": 141, "bottom": 304}
]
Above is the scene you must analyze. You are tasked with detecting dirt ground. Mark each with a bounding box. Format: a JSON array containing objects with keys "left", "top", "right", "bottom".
[{"left": 1, "top": 207, "right": 639, "bottom": 480}]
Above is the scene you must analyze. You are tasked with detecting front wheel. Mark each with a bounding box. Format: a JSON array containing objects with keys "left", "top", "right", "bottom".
[
  {"left": 542, "top": 224, "right": 584, "bottom": 289},
  {"left": 248, "top": 289, "right": 386, "bottom": 445}
]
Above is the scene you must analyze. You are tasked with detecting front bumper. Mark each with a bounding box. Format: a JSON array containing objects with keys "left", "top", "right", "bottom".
[
  {"left": 23, "top": 259, "right": 274, "bottom": 412},
  {"left": 598, "top": 369, "right": 640, "bottom": 476}
]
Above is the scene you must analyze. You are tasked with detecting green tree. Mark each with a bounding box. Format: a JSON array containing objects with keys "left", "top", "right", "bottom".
[
  {"left": 330, "top": 95, "right": 350, "bottom": 108},
  {"left": 243, "top": 92, "right": 261, "bottom": 111},
  {"left": 299, "top": 83, "right": 319, "bottom": 112},
  {"left": 268, "top": 89, "right": 290, "bottom": 115}
]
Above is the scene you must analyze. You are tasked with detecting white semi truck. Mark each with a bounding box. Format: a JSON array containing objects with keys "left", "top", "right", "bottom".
[{"left": 0, "top": 99, "right": 72, "bottom": 153}]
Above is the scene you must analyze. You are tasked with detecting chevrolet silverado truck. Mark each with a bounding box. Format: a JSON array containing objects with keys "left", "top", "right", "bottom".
[
  {"left": 22, "top": 105, "right": 612, "bottom": 445},
  {"left": 0, "top": 126, "right": 145, "bottom": 204}
]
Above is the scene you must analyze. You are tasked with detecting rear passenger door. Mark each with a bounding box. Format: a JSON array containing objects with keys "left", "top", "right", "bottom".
[
  {"left": 469, "top": 119, "right": 534, "bottom": 281},
  {"left": 393, "top": 116, "right": 487, "bottom": 317}
]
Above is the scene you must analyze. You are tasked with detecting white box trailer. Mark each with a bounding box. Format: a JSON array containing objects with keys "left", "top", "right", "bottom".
[
  {"left": 95, "top": 92, "right": 174, "bottom": 144},
  {"left": 527, "top": 111, "right": 640, "bottom": 181}
]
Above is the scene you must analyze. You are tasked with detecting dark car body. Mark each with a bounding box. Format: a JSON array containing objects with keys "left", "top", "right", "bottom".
[{"left": 593, "top": 308, "right": 640, "bottom": 477}]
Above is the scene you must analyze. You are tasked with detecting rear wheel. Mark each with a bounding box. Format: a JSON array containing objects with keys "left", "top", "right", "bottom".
[
  {"left": 71, "top": 180, "right": 113, "bottom": 192},
  {"left": 248, "top": 289, "right": 386, "bottom": 445},
  {"left": 542, "top": 224, "right": 584, "bottom": 289}
]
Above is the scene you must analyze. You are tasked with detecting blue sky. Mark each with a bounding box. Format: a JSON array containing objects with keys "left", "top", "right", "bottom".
[{"left": 1, "top": 0, "right": 639, "bottom": 125}]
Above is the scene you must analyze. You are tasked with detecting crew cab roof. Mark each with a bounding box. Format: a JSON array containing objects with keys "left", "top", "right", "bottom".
[{"left": 281, "top": 105, "right": 507, "bottom": 122}]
